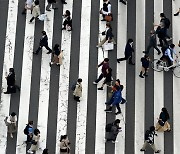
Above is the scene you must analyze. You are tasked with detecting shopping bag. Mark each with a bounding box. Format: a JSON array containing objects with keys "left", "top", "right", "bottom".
[
  {"left": 103, "top": 42, "right": 114, "bottom": 51},
  {"left": 38, "top": 14, "right": 47, "bottom": 21}
]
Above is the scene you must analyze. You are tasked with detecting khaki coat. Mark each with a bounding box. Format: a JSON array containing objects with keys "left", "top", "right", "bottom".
[{"left": 73, "top": 82, "right": 82, "bottom": 97}]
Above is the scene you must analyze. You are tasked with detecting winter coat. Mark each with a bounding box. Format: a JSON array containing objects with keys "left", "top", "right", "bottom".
[
  {"left": 109, "top": 90, "right": 122, "bottom": 106},
  {"left": 124, "top": 43, "right": 134, "bottom": 57},
  {"left": 60, "top": 138, "right": 70, "bottom": 154},
  {"left": 6, "top": 72, "right": 15, "bottom": 86},
  {"left": 106, "top": 124, "right": 120, "bottom": 141},
  {"left": 73, "top": 82, "right": 82, "bottom": 97},
  {"left": 4, "top": 115, "right": 17, "bottom": 134},
  {"left": 29, "top": 133, "right": 40, "bottom": 151},
  {"left": 32, "top": 3, "right": 40, "bottom": 17},
  {"left": 39, "top": 35, "right": 48, "bottom": 46}
]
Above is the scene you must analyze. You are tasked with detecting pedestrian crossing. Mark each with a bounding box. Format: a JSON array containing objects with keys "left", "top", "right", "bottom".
[{"left": 0, "top": 0, "right": 180, "bottom": 154}]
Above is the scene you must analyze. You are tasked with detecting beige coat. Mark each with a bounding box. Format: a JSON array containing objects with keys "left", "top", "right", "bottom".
[
  {"left": 73, "top": 82, "right": 82, "bottom": 97},
  {"left": 32, "top": 3, "right": 40, "bottom": 17},
  {"left": 58, "top": 52, "right": 64, "bottom": 65},
  {"left": 29, "top": 134, "right": 40, "bottom": 151},
  {"left": 60, "top": 138, "right": 70, "bottom": 154},
  {"left": 155, "top": 121, "right": 171, "bottom": 132}
]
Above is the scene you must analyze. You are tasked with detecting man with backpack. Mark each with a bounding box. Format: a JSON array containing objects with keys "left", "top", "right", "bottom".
[
  {"left": 140, "top": 126, "right": 161, "bottom": 153},
  {"left": 24, "top": 121, "right": 34, "bottom": 143},
  {"left": 105, "top": 119, "right": 122, "bottom": 143}
]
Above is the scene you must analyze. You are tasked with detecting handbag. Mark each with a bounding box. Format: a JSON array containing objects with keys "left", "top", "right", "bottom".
[
  {"left": 103, "top": 42, "right": 114, "bottom": 51},
  {"left": 105, "top": 14, "right": 112, "bottom": 22},
  {"left": 158, "top": 120, "right": 165, "bottom": 126}
]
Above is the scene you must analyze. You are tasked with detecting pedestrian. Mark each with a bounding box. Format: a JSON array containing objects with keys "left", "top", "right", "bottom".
[
  {"left": 98, "top": 68, "right": 113, "bottom": 90},
  {"left": 104, "top": 86, "right": 123, "bottom": 115},
  {"left": 4, "top": 112, "right": 17, "bottom": 138},
  {"left": 117, "top": 38, "right": 135, "bottom": 65},
  {"left": 61, "top": 0, "right": 67, "bottom": 4},
  {"left": 42, "top": 148, "right": 49, "bottom": 154},
  {"left": 22, "top": 0, "right": 34, "bottom": 14},
  {"left": 155, "top": 107, "right": 171, "bottom": 132},
  {"left": 27, "top": 128, "right": 40, "bottom": 154},
  {"left": 58, "top": 50, "right": 64, "bottom": 66},
  {"left": 29, "top": 0, "right": 40, "bottom": 23},
  {"left": 139, "top": 55, "right": 150, "bottom": 78},
  {"left": 73, "top": 78, "right": 82, "bottom": 102},
  {"left": 4, "top": 68, "right": 18, "bottom": 94},
  {"left": 105, "top": 119, "right": 122, "bottom": 143},
  {"left": 119, "top": 0, "right": 126, "bottom": 5},
  {"left": 49, "top": 44, "right": 61, "bottom": 67},
  {"left": 34, "top": 31, "right": 52, "bottom": 55},
  {"left": 24, "top": 121, "right": 34, "bottom": 143},
  {"left": 46, "top": 0, "right": 57, "bottom": 11},
  {"left": 110, "top": 79, "right": 126, "bottom": 104},
  {"left": 93, "top": 58, "right": 109, "bottom": 84},
  {"left": 62, "top": 10, "right": 72, "bottom": 31},
  {"left": 174, "top": 8, "right": 180, "bottom": 16},
  {"left": 60, "top": 135, "right": 70, "bottom": 154},
  {"left": 140, "top": 126, "right": 160, "bottom": 153},
  {"left": 100, "top": 0, "right": 112, "bottom": 21},
  {"left": 143, "top": 30, "right": 161, "bottom": 55},
  {"left": 96, "top": 23, "right": 116, "bottom": 47}
]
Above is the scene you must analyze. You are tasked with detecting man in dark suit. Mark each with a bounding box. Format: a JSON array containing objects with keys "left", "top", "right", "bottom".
[
  {"left": 97, "top": 22, "right": 116, "bottom": 47},
  {"left": 34, "top": 31, "right": 52, "bottom": 55},
  {"left": 117, "top": 38, "right": 135, "bottom": 65},
  {"left": 143, "top": 30, "right": 161, "bottom": 55}
]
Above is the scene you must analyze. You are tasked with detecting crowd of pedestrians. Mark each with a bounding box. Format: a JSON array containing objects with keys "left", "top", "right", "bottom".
[{"left": 2, "top": 0, "right": 180, "bottom": 153}]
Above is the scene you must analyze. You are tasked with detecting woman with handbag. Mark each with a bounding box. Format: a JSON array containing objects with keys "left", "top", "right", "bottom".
[
  {"left": 49, "top": 44, "right": 61, "bottom": 67},
  {"left": 60, "top": 135, "right": 70, "bottom": 154},
  {"left": 155, "top": 107, "right": 171, "bottom": 132},
  {"left": 100, "top": 0, "right": 112, "bottom": 21},
  {"left": 62, "top": 10, "right": 72, "bottom": 31},
  {"left": 27, "top": 129, "right": 40, "bottom": 154},
  {"left": 4, "top": 112, "right": 17, "bottom": 138}
]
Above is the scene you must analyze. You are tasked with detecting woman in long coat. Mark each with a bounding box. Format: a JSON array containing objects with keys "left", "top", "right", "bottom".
[
  {"left": 4, "top": 112, "right": 17, "bottom": 138},
  {"left": 29, "top": 0, "right": 40, "bottom": 23},
  {"left": 155, "top": 107, "right": 171, "bottom": 132}
]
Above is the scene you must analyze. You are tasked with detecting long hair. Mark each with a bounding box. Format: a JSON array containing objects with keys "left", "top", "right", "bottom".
[{"left": 162, "top": 107, "right": 170, "bottom": 120}]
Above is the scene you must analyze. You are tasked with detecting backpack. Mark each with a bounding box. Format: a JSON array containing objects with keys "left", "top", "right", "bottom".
[
  {"left": 24, "top": 124, "right": 29, "bottom": 135},
  {"left": 71, "top": 82, "right": 77, "bottom": 91},
  {"left": 105, "top": 123, "right": 113, "bottom": 132},
  {"left": 164, "top": 18, "right": 170, "bottom": 29}
]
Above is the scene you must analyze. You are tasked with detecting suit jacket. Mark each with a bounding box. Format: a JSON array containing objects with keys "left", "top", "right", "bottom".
[
  {"left": 39, "top": 35, "right": 48, "bottom": 46},
  {"left": 124, "top": 43, "right": 134, "bottom": 57},
  {"left": 106, "top": 28, "right": 113, "bottom": 40}
]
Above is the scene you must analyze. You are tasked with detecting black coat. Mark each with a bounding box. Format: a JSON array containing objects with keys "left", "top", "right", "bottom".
[
  {"left": 106, "top": 28, "right": 113, "bottom": 40},
  {"left": 148, "top": 34, "right": 157, "bottom": 46},
  {"left": 124, "top": 43, "right": 134, "bottom": 57},
  {"left": 6, "top": 73, "right": 15, "bottom": 86},
  {"left": 39, "top": 35, "right": 48, "bottom": 46}
]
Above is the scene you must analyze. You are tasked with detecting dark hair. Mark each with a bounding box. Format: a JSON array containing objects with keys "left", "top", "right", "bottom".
[
  {"left": 28, "top": 121, "right": 33, "bottom": 125},
  {"left": 104, "top": 58, "right": 109, "bottom": 62},
  {"left": 162, "top": 107, "right": 170, "bottom": 120},
  {"left": 116, "top": 79, "right": 120, "bottom": 85},
  {"left": 114, "top": 119, "right": 120, "bottom": 124},
  {"left": 9, "top": 68, "right": 14, "bottom": 73},
  {"left": 65, "top": 10, "right": 71, "bottom": 16},
  {"left": 106, "top": 22, "right": 111, "bottom": 28},
  {"left": 77, "top": 78, "right": 82, "bottom": 83},
  {"left": 160, "top": 13, "right": 165, "bottom": 17},
  {"left": 144, "top": 54, "right": 149, "bottom": 59},
  {"left": 149, "top": 126, "right": 155, "bottom": 132},
  {"left": 11, "top": 112, "right": 16, "bottom": 117},
  {"left": 34, "top": 0, "right": 39, "bottom": 5},
  {"left": 60, "top": 135, "right": 67, "bottom": 141},
  {"left": 34, "top": 129, "right": 40, "bottom": 135},
  {"left": 108, "top": 68, "right": 112, "bottom": 73},
  {"left": 42, "top": 31, "right": 46, "bottom": 35},
  {"left": 54, "top": 44, "right": 60, "bottom": 50},
  {"left": 127, "top": 39, "right": 133, "bottom": 44},
  {"left": 170, "top": 44, "right": 175, "bottom": 49},
  {"left": 42, "top": 148, "right": 48, "bottom": 154}
]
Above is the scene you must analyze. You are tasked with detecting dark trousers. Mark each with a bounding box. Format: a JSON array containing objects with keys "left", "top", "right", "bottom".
[
  {"left": 146, "top": 45, "right": 161, "bottom": 54},
  {"left": 117, "top": 54, "right": 133, "bottom": 64},
  {"left": 30, "top": 17, "right": 35, "bottom": 22},
  {"left": 63, "top": 20, "right": 72, "bottom": 28},
  {"left": 159, "top": 37, "right": 168, "bottom": 47},
  {"left": 95, "top": 73, "right": 104, "bottom": 83},
  {"left": 108, "top": 104, "right": 121, "bottom": 113},
  {"left": 36, "top": 45, "right": 52, "bottom": 54},
  {"left": 74, "top": 96, "right": 80, "bottom": 101}
]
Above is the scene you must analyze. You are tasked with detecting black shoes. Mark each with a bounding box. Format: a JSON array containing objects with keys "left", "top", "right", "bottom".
[
  {"left": 104, "top": 108, "right": 112, "bottom": 113},
  {"left": 117, "top": 59, "right": 120, "bottom": 63},
  {"left": 174, "top": 12, "right": 179, "bottom": 16},
  {"left": 115, "top": 111, "right": 121, "bottom": 115},
  {"left": 98, "top": 87, "right": 103, "bottom": 90},
  {"left": 120, "top": 0, "right": 126, "bottom": 5},
  {"left": 139, "top": 75, "right": 144, "bottom": 78},
  {"left": 155, "top": 150, "right": 161, "bottom": 153},
  {"left": 140, "top": 149, "right": 146, "bottom": 152},
  {"left": 46, "top": 51, "right": 52, "bottom": 54},
  {"left": 4, "top": 91, "right": 10, "bottom": 94},
  {"left": 62, "top": 1, "right": 67, "bottom": 4}
]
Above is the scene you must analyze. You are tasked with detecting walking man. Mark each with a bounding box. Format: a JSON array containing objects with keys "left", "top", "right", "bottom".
[
  {"left": 117, "top": 38, "right": 135, "bottom": 65},
  {"left": 46, "top": 0, "right": 57, "bottom": 11},
  {"left": 93, "top": 58, "right": 109, "bottom": 84},
  {"left": 140, "top": 126, "right": 161, "bottom": 153},
  {"left": 34, "top": 31, "right": 52, "bottom": 54},
  {"left": 143, "top": 30, "right": 161, "bottom": 55}
]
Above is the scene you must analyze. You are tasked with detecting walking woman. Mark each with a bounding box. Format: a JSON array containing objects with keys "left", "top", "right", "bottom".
[
  {"left": 60, "top": 135, "right": 70, "bottom": 154},
  {"left": 4, "top": 112, "right": 17, "bottom": 138},
  {"left": 29, "top": 0, "right": 40, "bottom": 23},
  {"left": 49, "top": 44, "right": 60, "bottom": 66},
  {"left": 155, "top": 107, "right": 171, "bottom": 132},
  {"left": 62, "top": 10, "right": 72, "bottom": 31},
  {"left": 27, "top": 129, "right": 40, "bottom": 154}
]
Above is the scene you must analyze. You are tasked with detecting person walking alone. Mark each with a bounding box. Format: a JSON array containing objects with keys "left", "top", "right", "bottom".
[
  {"left": 140, "top": 126, "right": 161, "bottom": 153},
  {"left": 29, "top": 0, "right": 40, "bottom": 23},
  {"left": 60, "top": 135, "right": 70, "bottom": 153},
  {"left": 139, "top": 55, "right": 150, "bottom": 78},
  {"left": 155, "top": 107, "right": 171, "bottom": 132},
  {"left": 93, "top": 58, "right": 109, "bottom": 84},
  {"left": 117, "top": 38, "right": 135, "bottom": 65},
  {"left": 34, "top": 31, "right": 52, "bottom": 55},
  {"left": 73, "top": 78, "right": 82, "bottom": 102},
  {"left": 4, "top": 112, "right": 17, "bottom": 138}
]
